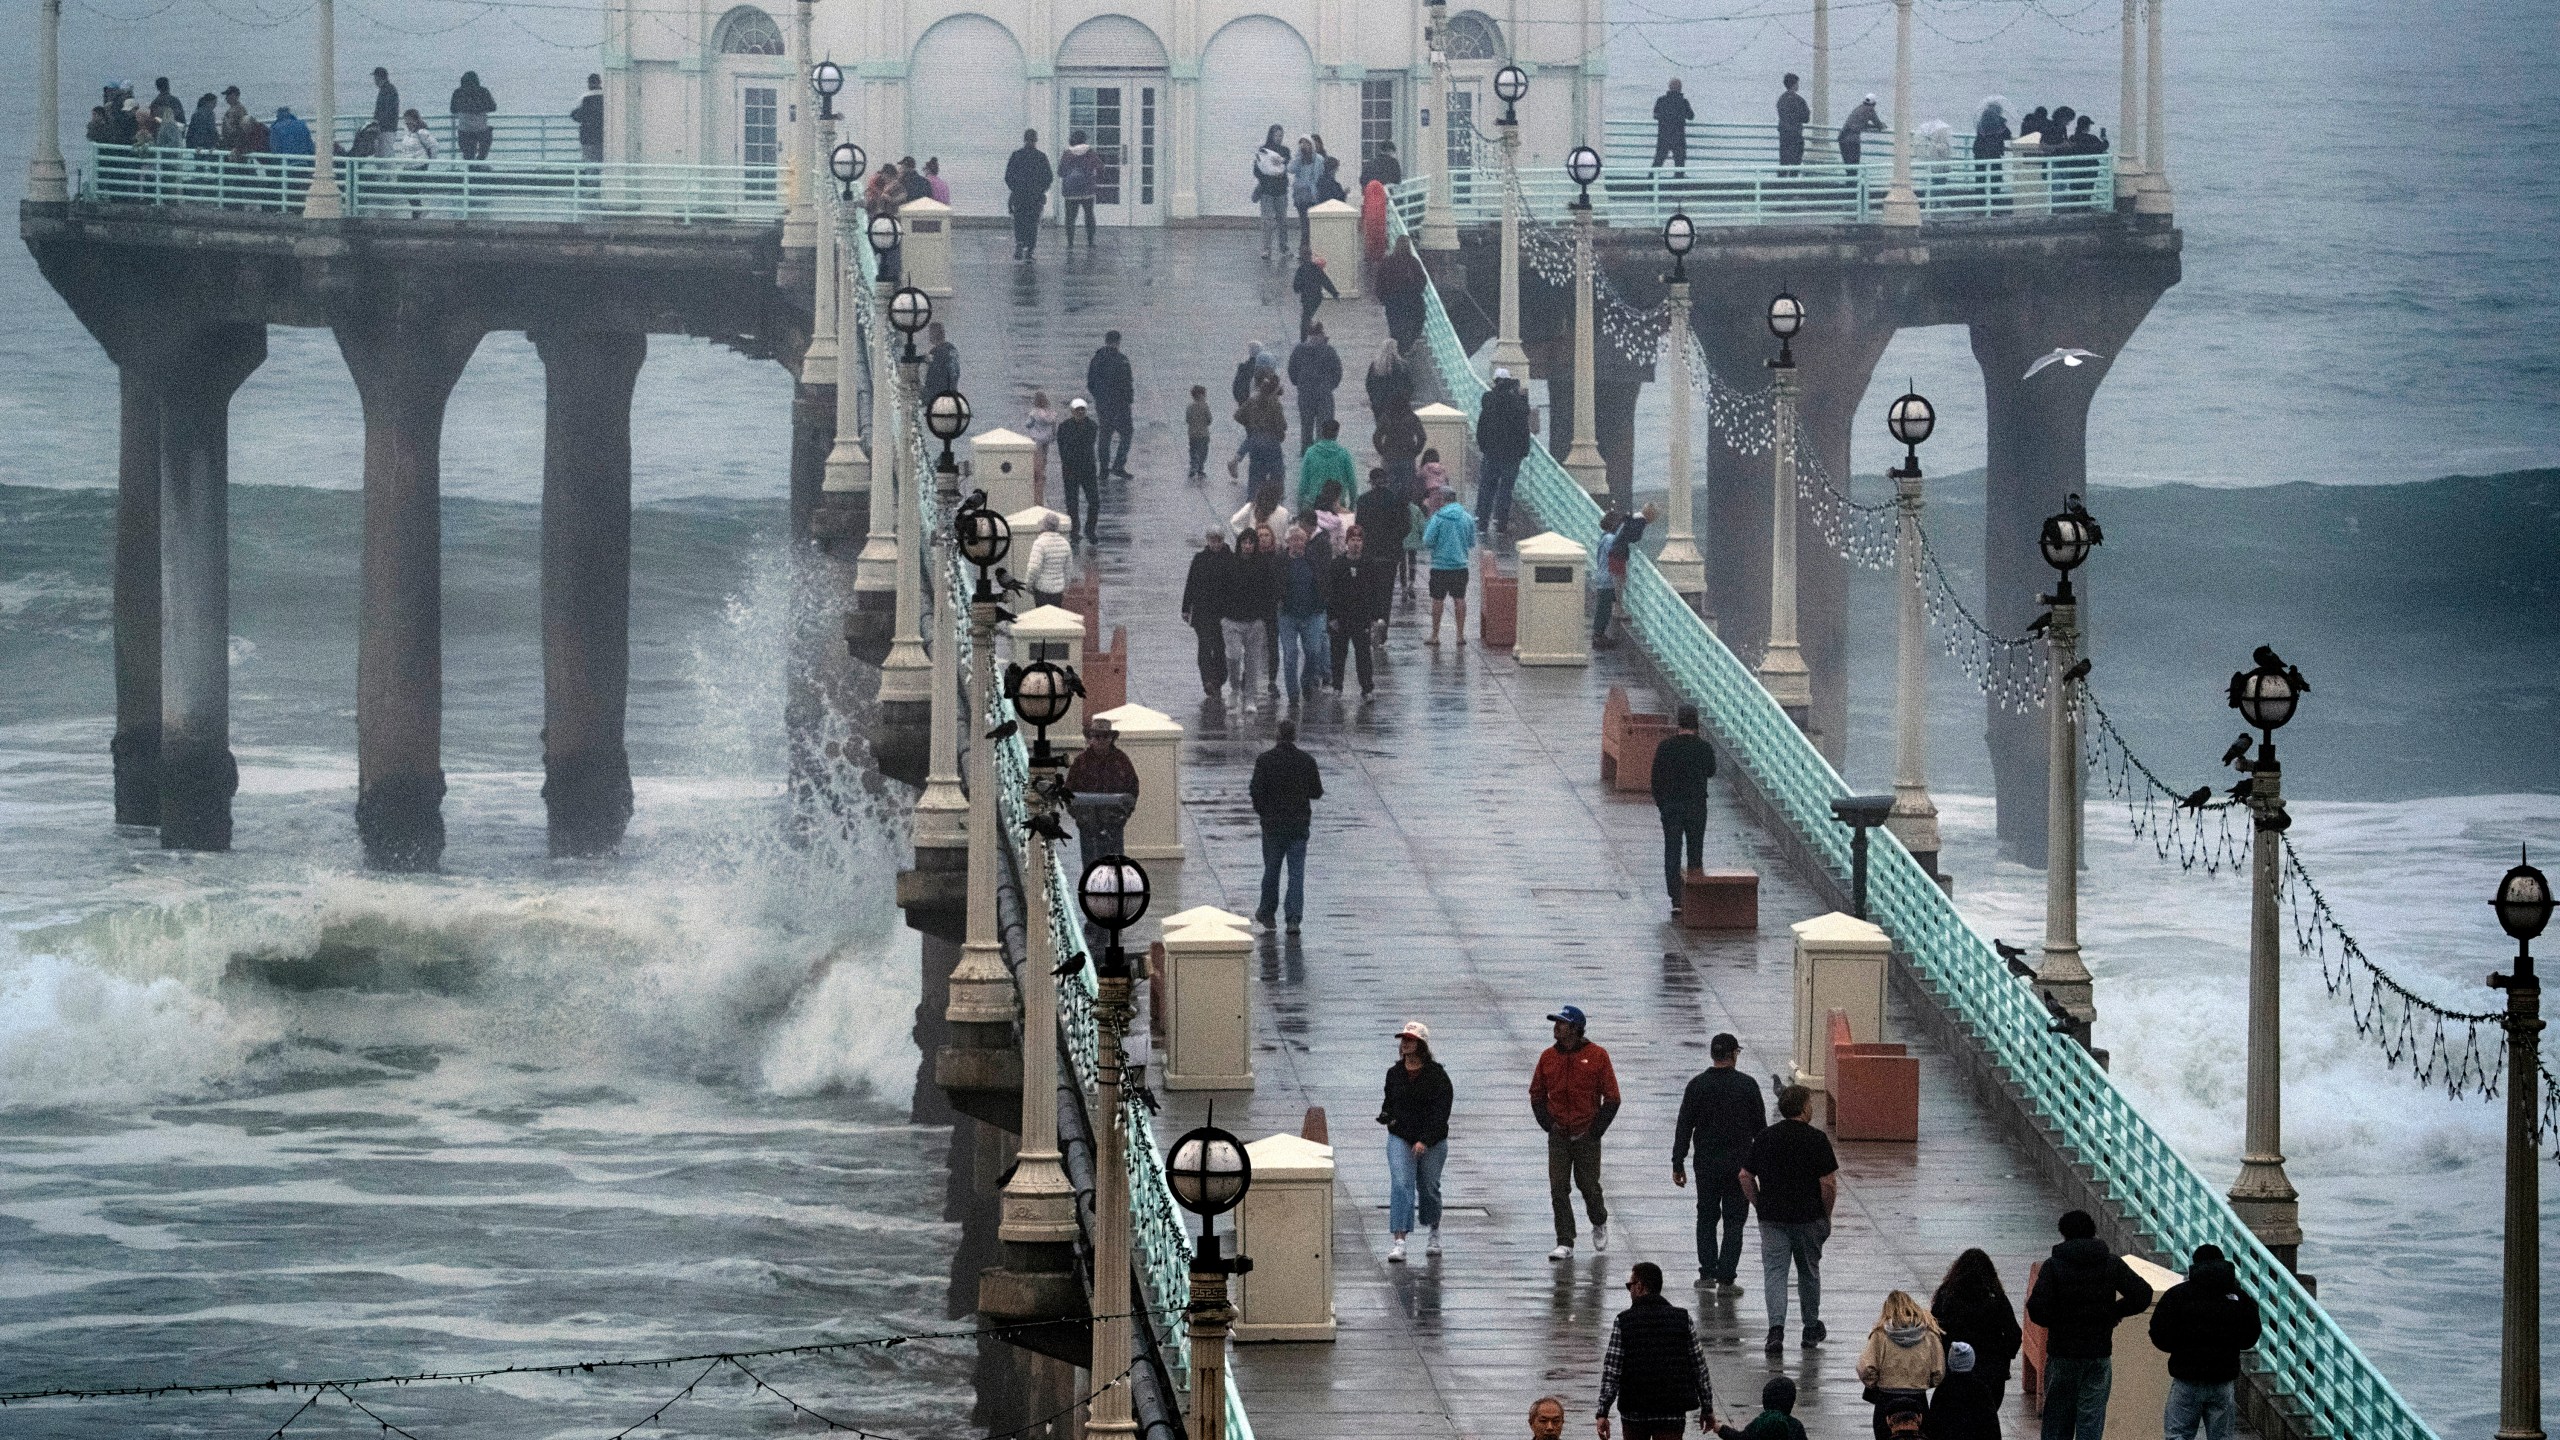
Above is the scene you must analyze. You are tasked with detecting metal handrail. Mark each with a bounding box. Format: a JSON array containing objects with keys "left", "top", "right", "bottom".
[
  {"left": 1384, "top": 191, "right": 2436, "bottom": 1440},
  {"left": 1407, "top": 148, "right": 2112, "bottom": 230},
  {"left": 80, "top": 142, "right": 781, "bottom": 225}
]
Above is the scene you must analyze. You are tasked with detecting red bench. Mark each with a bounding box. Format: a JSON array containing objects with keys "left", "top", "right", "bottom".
[
  {"left": 1477, "top": 548, "right": 1517, "bottom": 649},
  {"left": 1825, "top": 1007, "right": 1919, "bottom": 1142},
  {"left": 1601, "top": 685, "right": 1675, "bottom": 793},
  {"left": 1084, "top": 624, "right": 1129, "bottom": 719}
]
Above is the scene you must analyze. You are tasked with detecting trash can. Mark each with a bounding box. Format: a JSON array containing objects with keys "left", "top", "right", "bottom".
[
  {"left": 969, "top": 427, "right": 1035, "bottom": 517},
  {"left": 1789, "top": 911, "right": 1891, "bottom": 1094},
  {"left": 1234, "top": 1133, "right": 1336, "bottom": 1341},
  {"left": 1513, "top": 531, "right": 1591, "bottom": 666},
  {"left": 1415, "top": 402, "right": 1468, "bottom": 498},
  {"left": 1160, "top": 916, "right": 1254, "bottom": 1091},
  {"left": 1306, "top": 199, "right": 1362, "bottom": 297},
  {"left": 1092, "top": 702, "right": 1184, "bottom": 861},
  {"left": 898, "top": 196, "right": 955, "bottom": 297}
]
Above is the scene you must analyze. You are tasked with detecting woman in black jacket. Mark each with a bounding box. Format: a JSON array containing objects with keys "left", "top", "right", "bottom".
[
  {"left": 1378, "top": 1020, "right": 1454, "bottom": 1263},
  {"left": 1928, "top": 1249, "right": 2023, "bottom": 1409}
]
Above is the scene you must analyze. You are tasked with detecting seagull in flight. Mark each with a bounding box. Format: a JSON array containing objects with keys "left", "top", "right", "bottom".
[{"left": 2024, "top": 347, "right": 2104, "bottom": 380}]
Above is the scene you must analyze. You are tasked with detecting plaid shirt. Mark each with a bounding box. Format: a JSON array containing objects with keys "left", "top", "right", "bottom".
[{"left": 1595, "top": 1313, "right": 1713, "bottom": 1423}]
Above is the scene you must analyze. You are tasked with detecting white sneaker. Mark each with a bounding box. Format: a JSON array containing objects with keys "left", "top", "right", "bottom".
[
  {"left": 1387, "top": 1239, "right": 1407, "bottom": 1264},
  {"left": 1593, "top": 1222, "right": 1611, "bottom": 1253},
  {"left": 1548, "top": 1243, "right": 1573, "bottom": 1262},
  {"left": 1426, "top": 1227, "right": 1443, "bottom": 1255}
]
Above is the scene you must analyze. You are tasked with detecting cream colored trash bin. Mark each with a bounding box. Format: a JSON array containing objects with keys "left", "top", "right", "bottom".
[
  {"left": 1092, "top": 703, "right": 1184, "bottom": 861},
  {"left": 1414, "top": 402, "right": 1469, "bottom": 501},
  {"left": 898, "top": 196, "right": 955, "bottom": 297},
  {"left": 1160, "top": 918, "right": 1254, "bottom": 1091},
  {"left": 970, "top": 428, "right": 1036, "bottom": 517},
  {"left": 1513, "top": 531, "right": 1591, "bottom": 666},
  {"left": 1789, "top": 911, "right": 1892, "bottom": 1093},
  {"left": 2100, "top": 1255, "right": 2182, "bottom": 1436},
  {"left": 1008, "top": 604, "right": 1088, "bottom": 754},
  {"left": 1305, "top": 199, "right": 1362, "bottom": 298},
  {"left": 1234, "top": 1133, "right": 1336, "bottom": 1342}
]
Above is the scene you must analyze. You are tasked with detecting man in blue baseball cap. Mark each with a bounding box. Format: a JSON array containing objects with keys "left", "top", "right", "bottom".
[{"left": 1529, "top": 1005, "right": 1620, "bottom": 1261}]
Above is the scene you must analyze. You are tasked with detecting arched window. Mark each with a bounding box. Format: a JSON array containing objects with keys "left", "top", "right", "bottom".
[
  {"left": 714, "top": 5, "right": 785, "bottom": 55},
  {"left": 1445, "top": 11, "right": 1503, "bottom": 61}
]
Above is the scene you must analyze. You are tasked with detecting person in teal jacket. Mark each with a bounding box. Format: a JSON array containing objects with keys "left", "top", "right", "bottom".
[
  {"left": 1297, "top": 419, "right": 1358, "bottom": 511},
  {"left": 1421, "top": 487, "right": 1477, "bottom": 645}
]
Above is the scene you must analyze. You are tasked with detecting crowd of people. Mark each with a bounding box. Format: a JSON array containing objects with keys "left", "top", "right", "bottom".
[{"left": 1632, "top": 72, "right": 2112, "bottom": 186}]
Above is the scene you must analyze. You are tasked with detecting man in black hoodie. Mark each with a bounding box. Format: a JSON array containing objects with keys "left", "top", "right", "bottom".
[
  {"left": 2023, "top": 1210, "right": 2154, "bottom": 1440},
  {"left": 2147, "top": 1244, "right": 2261, "bottom": 1440},
  {"left": 1003, "top": 129, "right": 1053, "bottom": 261},
  {"left": 1180, "top": 528, "right": 1235, "bottom": 698}
]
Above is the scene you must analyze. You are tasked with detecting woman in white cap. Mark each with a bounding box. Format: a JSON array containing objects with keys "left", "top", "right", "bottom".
[{"left": 1377, "top": 1019, "right": 1453, "bottom": 1262}]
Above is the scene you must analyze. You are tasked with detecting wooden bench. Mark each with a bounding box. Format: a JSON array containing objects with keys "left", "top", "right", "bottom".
[
  {"left": 1062, "top": 572, "right": 1101, "bottom": 625},
  {"left": 1084, "top": 624, "right": 1129, "bottom": 718},
  {"left": 1679, "top": 868, "right": 1758, "bottom": 930},
  {"left": 1825, "top": 1007, "right": 1919, "bottom": 1142},
  {"left": 1600, "top": 685, "right": 1675, "bottom": 793}
]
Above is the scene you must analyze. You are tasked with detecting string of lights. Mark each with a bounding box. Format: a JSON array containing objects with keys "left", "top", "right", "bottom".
[{"left": 2080, "top": 686, "right": 2250, "bottom": 874}]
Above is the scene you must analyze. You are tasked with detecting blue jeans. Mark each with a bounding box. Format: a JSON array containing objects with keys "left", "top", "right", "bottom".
[
  {"left": 1279, "top": 610, "right": 1328, "bottom": 700},
  {"left": 1258, "top": 830, "right": 1307, "bottom": 924},
  {"left": 1759, "top": 1217, "right": 1826, "bottom": 1331},
  {"left": 1386, "top": 1136, "right": 1446, "bottom": 1234},
  {"left": 2039, "top": 1355, "right": 2112, "bottom": 1440},
  {"left": 1478, "top": 454, "right": 1521, "bottom": 530},
  {"left": 1245, "top": 437, "right": 1284, "bottom": 489},
  {"left": 2163, "top": 1378, "right": 2236, "bottom": 1440}
]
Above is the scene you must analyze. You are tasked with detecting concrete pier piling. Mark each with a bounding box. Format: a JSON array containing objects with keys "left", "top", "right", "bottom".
[
  {"left": 113, "top": 367, "right": 162, "bottom": 828},
  {"left": 343, "top": 309, "right": 485, "bottom": 872},
  {"left": 155, "top": 326, "right": 266, "bottom": 851},
  {"left": 533, "top": 329, "right": 646, "bottom": 858}
]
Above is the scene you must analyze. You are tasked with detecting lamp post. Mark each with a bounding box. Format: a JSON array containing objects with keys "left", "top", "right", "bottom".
[
  {"left": 1488, "top": 64, "right": 1530, "bottom": 377},
  {"left": 1758, "top": 292, "right": 1812, "bottom": 733},
  {"left": 783, "top": 0, "right": 816, "bottom": 248},
  {"left": 2034, "top": 496, "right": 2102, "bottom": 1047},
  {"left": 856, "top": 217, "right": 910, "bottom": 604},
  {"left": 802, "top": 66, "right": 843, "bottom": 387},
  {"left": 1419, "top": 0, "right": 1458, "bottom": 253},
  {"left": 824, "top": 140, "right": 871, "bottom": 504},
  {"left": 943, "top": 399, "right": 1015, "bottom": 1059},
  {"left": 2490, "top": 847, "right": 2551, "bottom": 1440},
  {"left": 28, "top": 0, "right": 66, "bottom": 203},
  {"left": 1654, "top": 212, "right": 1706, "bottom": 613},
  {"left": 1080, "top": 855, "right": 1154, "bottom": 1440},
  {"left": 1885, "top": 390, "right": 1939, "bottom": 878},
  {"left": 999, "top": 656, "right": 1081, "bottom": 1248},
  {"left": 1561, "top": 145, "right": 1607, "bottom": 498},
  {"left": 302, "top": 0, "right": 342, "bottom": 217},
  {"left": 2225, "top": 645, "right": 2307, "bottom": 1273},
  {"left": 1168, "top": 1123, "right": 1255, "bottom": 1440}
]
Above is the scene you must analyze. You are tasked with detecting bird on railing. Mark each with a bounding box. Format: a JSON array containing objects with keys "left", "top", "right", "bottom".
[
  {"left": 1993, "top": 939, "right": 2037, "bottom": 980},
  {"left": 2023, "top": 347, "right": 2104, "bottom": 380}
]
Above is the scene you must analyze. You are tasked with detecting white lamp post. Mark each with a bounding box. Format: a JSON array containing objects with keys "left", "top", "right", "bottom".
[
  {"left": 1079, "top": 857, "right": 1153, "bottom": 1440},
  {"left": 824, "top": 140, "right": 871, "bottom": 501},
  {"left": 1758, "top": 293, "right": 1812, "bottom": 732},
  {"left": 1654, "top": 212, "right": 1706, "bottom": 613},
  {"left": 782, "top": 0, "right": 817, "bottom": 248},
  {"left": 1884, "top": 392, "right": 1939, "bottom": 877},
  {"left": 1168, "top": 1124, "right": 1254, "bottom": 1440},
  {"left": 945, "top": 464, "right": 1014, "bottom": 1049},
  {"left": 1560, "top": 145, "right": 1607, "bottom": 498},
  {"left": 2226, "top": 647, "right": 2308, "bottom": 1274},
  {"left": 2035, "top": 498, "right": 2102, "bottom": 1042},
  {"left": 857, "top": 215, "right": 910, "bottom": 605},
  {"left": 1419, "top": 0, "right": 1458, "bottom": 253},
  {"left": 1811, "top": 0, "right": 1831, "bottom": 131},
  {"left": 1490, "top": 64, "right": 1530, "bottom": 377}
]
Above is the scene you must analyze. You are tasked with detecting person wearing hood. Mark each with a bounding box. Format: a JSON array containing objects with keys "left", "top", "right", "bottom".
[
  {"left": 1474, "top": 366, "right": 1535, "bottom": 534},
  {"left": 1377, "top": 1020, "right": 1453, "bottom": 1261},
  {"left": 1228, "top": 342, "right": 1279, "bottom": 475},
  {"left": 1291, "top": 252, "right": 1340, "bottom": 340},
  {"left": 1286, "top": 323, "right": 1341, "bottom": 451},
  {"left": 1920, "top": 1342, "right": 1998, "bottom": 1439},
  {"left": 2023, "top": 1209, "right": 2153, "bottom": 1440},
  {"left": 1057, "top": 129, "right": 1099, "bottom": 246},
  {"left": 1927, "top": 1248, "right": 2021, "bottom": 1410},
  {"left": 1254, "top": 123, "right": 1293, "bottom": 259},
  {"left": 450, "top": 72, "right": 496, "bottom": 160},
  {"left": 1594, "top": 1261, "right": 1714, "bottom": 1439},
  {"left": 1838, "top": 93, "right": 1886, "bottom": 166},
  {"left": 1651, "top": 78, "right": 1695, "bottom": 173},
  {"left": 267, "top": 107, "right": 311, "bottom": 156},
  {"left": 1856, "top": 1290, "right": 1945, "bottom": 1439},
  {"left": 1287, "top": 135, "right": 1322, "bottom": 249},
  {"left": 1056, "top": 398, "right": 1101, "bottom": 538},
  {"left": 1235, "top": 372, "right": 1289, "bottom": 492},
  {"left": 1325, "top": 525, "right": 1380, "bottom": 697},
  {"left": 1296, "top": 417, "right": 1357, "bottom": 513},
  {"left": 1373, "top": 234, "right": 1429, "bottom": 352},
  {"left": 1714, "top": 1376, "right": 1806, "bottom": 1440},
  {"left": 1223, "top": 526, "right": 1278, "bottom": 708},
  {"left": 2147, "top": 1244, "right": 2261, "bottom": 1440},
  {"left": 1181, "top": 528, "right": 1236, "bottom": 697},
  {"left": 1004, "top": 129, "right": 1053, "bottom": 261}
]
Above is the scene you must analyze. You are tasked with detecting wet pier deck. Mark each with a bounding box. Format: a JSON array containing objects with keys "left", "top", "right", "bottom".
[{"left": 939, "top": 226, "right": 2080, "bottom": 1440}]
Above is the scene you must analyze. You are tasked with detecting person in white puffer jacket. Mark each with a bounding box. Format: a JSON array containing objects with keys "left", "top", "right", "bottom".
[{"left": 1024, "top": 512, "right": 1074, "bottom": 607}]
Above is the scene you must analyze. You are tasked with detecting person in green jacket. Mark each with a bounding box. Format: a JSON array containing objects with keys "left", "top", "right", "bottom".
[{"left": 1296, "top": 417, "right": 1358, "bottom": 511}]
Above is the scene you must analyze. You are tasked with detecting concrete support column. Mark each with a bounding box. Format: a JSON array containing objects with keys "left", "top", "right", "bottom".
[
  {"left": 304, "top": 0, "right": 343, "bottom": 218},
  {"left": 1000, "top": 782, "right": 1077, "bottom": 1243},
  {"left": 783, "top": 0, "right": 816, "bottom": 249},
  {"left": 1087, "top": 971, "right": 1138, "bottom": 1440},
  {"left": 804, "top": 117, "right": 840, "bottom": 389},
  {"left": 1758, "top": 363, "right": 1813, "bottom": 734},
  {"left": 1887, "top": 460, "right": 1938, "bottom": 875},
  {"left": 2037, "top": 599, "right": 2092, "bottom": 1030},
  {"left": 1655, "top": 278, "right": 1705, "bottom": 612},
  {"left": 1491, "top": 121, "right": 1527, "bottom": 375},
  {"left": 1881, "top": 0, "right": 1920, "bottom": 226},
  {"left": 1419, "top": 1, "right": 1457, "bottom": 254},
  {"left": 2114, "top": 0, "right": 2143, "bottom": 201},
  {"left": 1811, "top": 0, "right": 1830, "bottom": 131},
  {"left": 532, "top": 329, "right": 646, "bottom": 859},
  {"left": 1560, "top": 206, "right": 1605, "bottom": 497},
  {"left": 854, "top": 288, "right": 903, "bottom": 606},
  {"left": 156, "top": 326, "right": 267, "bottom": 851},
  {"left": 113, "top": 368, "right": 163, "bottom": 827},
  {"left": 28, "top": 0, "right": 67, "bottom": 204},
  {"left": 912, "top": 454, "right": 965, "bottom": 842},
  {"left": 2229, "top": 757, "right": 2302, "bottom": 1269},
  {"left": 824, "top": 220, "right": 871, "bottom": 507},
  {"left": 341, "top": 311, "right": 484, "bottom": 872},
  {"left": 2139, "top": 0, "right": 2171, "bottom": 212}
]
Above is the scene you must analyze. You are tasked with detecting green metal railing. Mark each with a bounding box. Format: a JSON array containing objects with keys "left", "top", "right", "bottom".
[
  {"left": 1385, "top": 189, "right": 2433, "bottom": 1440},
  {"left": 80, "top": 142, "right": 781, "bottom": 224}
]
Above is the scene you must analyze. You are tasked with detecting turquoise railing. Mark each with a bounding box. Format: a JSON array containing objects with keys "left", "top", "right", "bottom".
[
  {"left": 81, "top": 142, "right": 782, "bottom": 224},
  {"left": 1385, "top": 192, "right": 2433, "bottom": 1440}
]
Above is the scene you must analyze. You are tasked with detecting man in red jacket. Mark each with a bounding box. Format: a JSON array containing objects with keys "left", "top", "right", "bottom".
[{"left": 1529, "top": 1004, "right": 1621, "bottom": 1261}]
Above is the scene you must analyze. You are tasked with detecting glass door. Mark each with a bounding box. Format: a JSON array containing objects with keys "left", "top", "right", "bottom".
[
  {"left": 1068, "top": 81, "right": 1160, "bottom": 225},
  {"left": 737, "top": 82, "right": 780, "bottom": 197}
]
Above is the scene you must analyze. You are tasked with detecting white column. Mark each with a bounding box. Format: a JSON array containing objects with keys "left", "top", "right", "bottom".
[
  {"left": 855, "top": 290, "right": 903, "bottom": 601},
  {"left": 1758, "top": 365, "right": 1812, "bottom": 729},
  {"left": 1420, "top": 2, "right": 1458, "bottom": 253},
  {"left": 1491, "top": 121, "right": 1528, "bottom": 375},
  {"left": 1000, "top": 788, "right": 1077, "bottom": 1243},
  {"left": 948, "top": 594, "right": 1012, "bottom": 1026},
  {"left": 2228, "top": 757, "right": 2302, "bottom": 1265},
  {"left": 803, "top": 118, "right": 840, "bottom": 387},
  {"left": 1087, "top": 971, "right": 1139, "bottom": 1440},
  {"left": 2138, "top": 0, "right": 2172, "bottom": 212},
  {"left": 1881, "top": 0, "right": 1920, "bottom": 226},
  {"left": 1886, "top": 464, "right": 1939, "bottom": 874},
  {"left": 1560, "top": 205, "right": 1606, "bottom": 497},
  {"left": 904, "top": 365, "right": 958, "bottom": 841},
  {"left": 28, "top": 0, "right": 67, "bottom": 203},
  {"left": 302, "top": 0, "right": 343, "bottom": 217},
  {"left": 1655, "top": 280, "right": 1706, "bottom": 613},
  {"left": 2114, "top": 0, "right": 2143, "bottom": 201},
  {"left": 824, "top": 214, "right": 871, "bottom": 500},
  {"left": 1811, "top": 0, "right": 1831, "bottom": 131},
  {"left": 2037, "top": 601, "right": 2093, "bottom": 1029},
  {"left": 783, "top": 0, "right": 816, "bottom": 248}
]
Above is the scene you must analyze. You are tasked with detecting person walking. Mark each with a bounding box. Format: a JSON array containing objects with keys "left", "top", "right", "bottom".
[
  {"left": 1421, "top": 486, "right": 1476, "bottom": 645},
  {"left": 2022, "top": 1210, "right": 2154, "bottom": 1440},
  {"left": 1182, "top": 528, "right": 1235, "bottom": 698},
  {"left": 1714, "top": 1377, "right": 1807, "bottom": 1440},
  {"left": 1776, "top": 73, "right": 1811, "bottom": 174},
  {"left": 1228, "top": 340, "right": 1273, "bottom": 476},
  {"left": 1058, "top": 130, "right": 1099, "bottom": 246},
  {"left": 1056, "top": 398, "right": 1102, "bottom": 538},
  {"left": 449, "top": 72, "right": 496, "bottom": 162},
  {"left": 1224, "top": 526, "right": 1280, "bottom": 708},
  {"left": 1254, "top": 124, "right": 1293, "bottom": 259},
  {"left": 1286, "top": 323, "right": 1341, "bottom": 450},
  {"left": 1839, "top": 93, "right": 1886, "bottom": 166},
  {"left": 1649, "top": 705, "right": 1717, "bottom": 916},
  {"left": 1249, "top": 719, "right": 1322, "bottom": 930},
  {"left": 2147, "top": 1244, "right": 2261, "bottom": 1440},
  {"left": 1296, "top": 417, "right": 1357, "bottom": 512},
  {"left": 1374, "top": 405, "right": 1425, "bottom": 496},
  {"left": 1596, "top": 1262, "right": 1716, "bottom": 1440},
  {"left": 1291, "top": 252, "right": 1339, "bottom": 340},
  {"left": 1326, "top": 527, "right": 1380, "bottom": 697},
  {"left": 1671, "top": 1030, "right": 1761, "bottom": 1292},
  {"left": 1086, "top": 330, "right": 1135, "bottom": 478},
  {"left": 1229, "top": 484, "right": 1291, "bottom": 543},
  {"left": 1922, "top": 1343, "right": 1999, "bottom": 1440},
  {"left": 370, "top": 68, "right": 400, "bottom": 136},
  {"left": 1378, "top": 1019, "right": 1452, "bottom": 1262},
  {"left": 1363, "top": 337, "right": 1414, "bottom": 426},
  {"left": 1856, "top": 1291, "right": 1946, "bottom": 1440},
  {"left": 1474, "top": 366, "right": 1534, "bottom": 535},
  {"left": 1530, "top": 1004, "right": 1619, "bottom": 1261},
  {"left": 1651, "top": 78, "right": 1695, "bottom": 173},
  {"left": 1004, "top": 129, "right": 1053, "bottom": 261},
  {"left": 1740, "top": 1083, "right": 1837, "bottom": 1354},
  {"left": 1185, "top": 385, "right": 1214, "bottom": 480},
  {"left": 1275, "top": 528, "right": 1331, "bottom": 704},
  {"left": 390, "top": 109, "right": 437, "bottom": 216},
  {"left": 1373, "top": 235, "right": 1429, "bottom": 353},
  {"left": 923, "top": 321, "right": 959, "bottom": 401},
  {"left": 1971, "top": 99, "right": 2012, "bottom": 210},
  {"left": 1236, "top": 372, "right": 1289, "bottom": 493},
  {"left": 1024, "top": 390, "right": 1059, "bottom": 503},
  {"left": 1592, "top": 504, "right": 1653, "bottom": 648},
  {"left": 1354, "top": 466, "right": 1410, "bottom": 615},
  {"left": 1927, "top": 1249, "right": 2021, "bottom": 1414},
  {"left": 1024, "top": 511, "right": 1073, "bottom": 607},
  {"left": 1065, "top": 718, "right": 1140, "bottom": 871}
]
